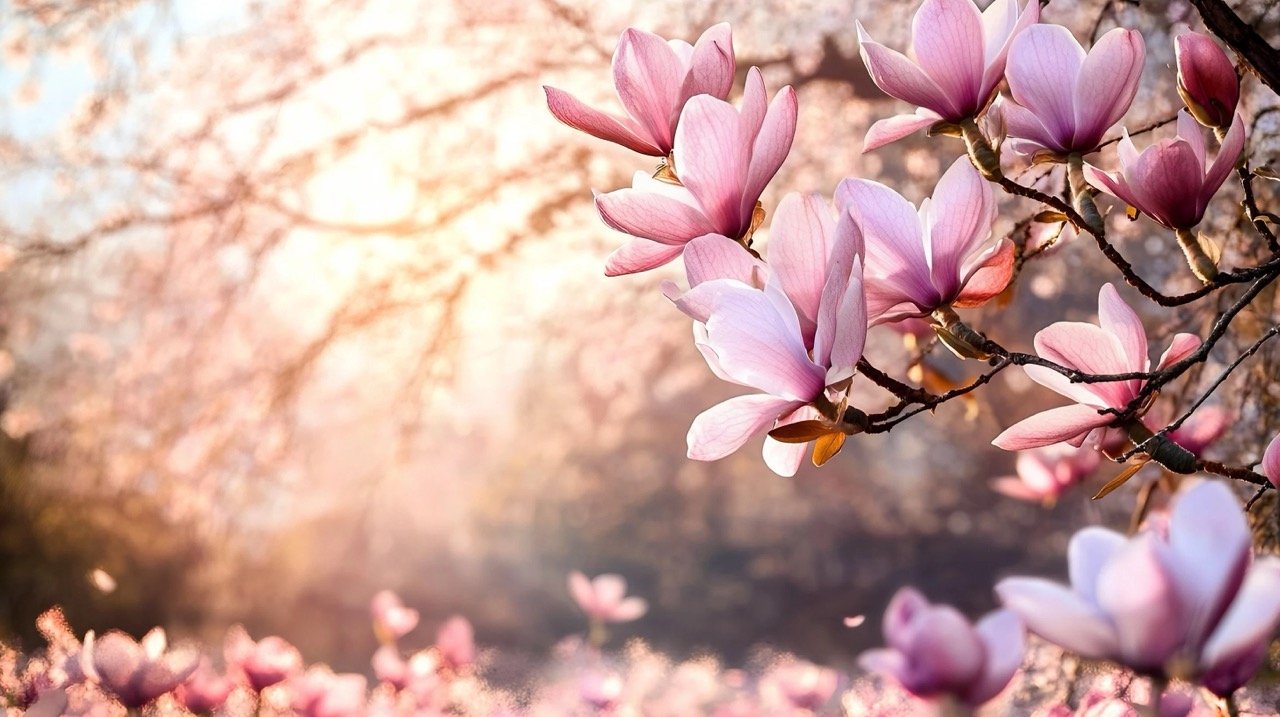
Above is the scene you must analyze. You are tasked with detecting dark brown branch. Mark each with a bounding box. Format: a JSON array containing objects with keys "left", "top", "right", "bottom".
[{"left": 1189, "top": 0, "right": 1280, "bottom": 96}]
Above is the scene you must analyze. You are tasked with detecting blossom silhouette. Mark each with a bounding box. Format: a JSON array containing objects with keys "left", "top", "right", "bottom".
[
  {"left": 545, "top": 24, "right": 734, "bottom": 157},
  {"left": 997, "top": 480, "right": 1280, "bottom": 696},
  {"left": 595, "top": 68, "right": 797, "bottom": 275},
  {"left": 993, "top": 284, "right": 1199, "bottom": 452},
  {"left": 859, "top": 587, "right": 1024, "bottom": 708},
  {"left": 856, "top": 0, "right": 1039, "bottom": 151}
]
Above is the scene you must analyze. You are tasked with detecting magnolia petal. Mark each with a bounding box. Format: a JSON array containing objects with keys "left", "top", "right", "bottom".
[
  {"left": 687, "top": 394, "right": 799, "bottom": 461},
  {"left": 1200, "top": 558, "right": 1280, "bottom": 682},
  {"left": 996, "top": 577, "right": 1119, "bottom": 660},
  {"left": 568, "top": 572, "right": 596, "bottom": 614},
  {"left": 964, "top": 609, "right": 1025, "bottom": 706},
  {"left": 1156, "top": 333, "right": 1201, "bottom": 370},
  {"left": 1006, "top": 26, "right": 1085, "bottom": 147},
  {"left": 977, "top": 0, "right": 1039, "bottom": 102},
  {"left": 605, "top": 238, "right": 686, "bottom": 277},
  {"left": 952, "top": 239, "right": 1013, "bottom": 308},
  {"left": 613, "top": 28, "right": 683, "bottom": 151},
  {"left": 675, "top": 95, "right": 751, "bottom": 235},
  {"left": 596, "top": 188, "right": 716, "bottom": 245},
  {"left": 742, "top": 85, "right": 799, "bottom": 219},
  {"left": 680, "top": 23, "right": 735, "bottom": 102},
  {"left": 1072, "top": 28, "right": 1145, "bottom": 151},
  {"left": 1263, "top": 434, "right": 1280, "bottom": 486},
  {"left": 992, "top": 404, "right": 1113, "bottom": 451},
  {"left": 683, "top": 234, "right": 765, "bottom": 288},
  {"left": 826, "top": 256, "right": 868, "bottom": 384},
  {"left": 1165, "top": 481, "right": 1252, "bottom": 650},
  {"left": 1094, "top": 536, "right": 1184, "bottom": 669},
  {"left": 1069, "top": 527, "right": 1128, "bottom": 605},
  {"left": 911, "top": 0, "right": 986, "bottom": 115},
  {"left": 611, "top": 597, "right": 648, "bottom": 622},
  {"left": 770, "top": 193, "right": 834, "bottom": 337},
  {"left": 863, "top": 111, "right": 941, "bottom": 152},
  {"left": 857, "top": 22, "right": 959, "bottom": 118},
  {"left": 544, "top": 86, "right": 663, "bottom": 155},
  {"left": 927, "top": 158, "right": 996, "bottom": 297},
  {"left": 1202, "top": 112, "right": 1246, "bottom": 212}
]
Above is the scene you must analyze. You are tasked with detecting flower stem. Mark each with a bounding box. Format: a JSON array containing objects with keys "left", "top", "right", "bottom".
[
  {"left": 1174, "top": 227, "right": 1220, "bottom": 283},
  {"left": 932, "top": 696, "right": 974, "bottom": 717},
  {"left": 1067, "top": 153, "right": 1104, "bottom": 235},
  {"left": 960, "top": 118, "right": 1003, "bottom": 181}
]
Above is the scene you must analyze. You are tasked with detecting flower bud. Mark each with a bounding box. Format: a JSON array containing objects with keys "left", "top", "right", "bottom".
[{"left": 1175, "top": 32, "right": 1239, "bottom": 129}]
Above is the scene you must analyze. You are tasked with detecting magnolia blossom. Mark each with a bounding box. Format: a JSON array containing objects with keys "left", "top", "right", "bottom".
[
  {"left": 1263, "top": 433, "right": 1280, "bottom": 489},
  {"left": 175, "top": 659, "right": 234, "bottom": 714},
  {"left": 371, "top": 590, "right": 420, "bottom": 642},
  {"left": 997, "top": 481, "right": 1280, "bottom": 695},
  {"left": 859, "top": 588, "right": 1025, "bottom": 707},
  {"left": 993, "top": 284, "right": 1200, "bottom": 451},
  {"left": 668, "top": 192, "right": 867, "bottom": 476},
  {"left": 1176, "top": 31, "right": 1239, "bottom": 129},
  {"left": 80, "top": 628, "right": 199, "bottom": 708},
  {"left": 1084, "top": 111, "right": 1245, "bottom": 231},
  {"left": 595, "top": 68, "right": 797, "bottom": 275},
  {"left": 569, "top": 571, "right": 648, "bottom": 623},
  {"left": 225, "top": 627, "right": 304, "bottom": 692},
  {"left": 856, "top": 0, "right": 1038, "bottom": 151},
  {"left": 435, "top": 616, "right": 475, "bottom": 670},
  {"left": 544, "top": 24, "right": 734, "bottom": 156},
  {"left": 993, "top": 443, "right": 1101, "bottom": 504},
  {"left": 290, "top": 669, "right": 368, "bottom": 717},
  {"left": 997, "top": 26, "right": 1144, "bottom": 157},
  {"left": 836, "top": 157, "right": 1011, "bottom": 323}
]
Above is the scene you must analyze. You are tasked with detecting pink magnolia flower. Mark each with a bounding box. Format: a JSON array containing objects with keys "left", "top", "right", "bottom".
[
  {"left": 992, "top": 443, "right": 1101, "bottom": 504},
  {"left": 997, "top": 480, "right": 1280, "bottom": 696},
  {"left": 544, "top": 24, "right": 734, "bottom": 156},
  {"left": 290, "top": 669, "right": 368, "bottom": 717},
  {"left": 1263, "top": 433, "right": 1280, "bottom": 489},
  {"left": 992, "top": 284, "right": 1200, "bottom": 451},
  {"left": 836, "top": 157, "right": 1012, "bottom": 323},
  {"left": 371, "top": 590, "right": 419, "bottom": 642},
  {"left": 176, "top": 659, "right": 234, "bottom": 713},
  {"left": 669, "top": 192, "right": 867, "bottom": 476},
  {"left": 225, "top": 626, "right": 304, "bottom": 692},
  {"left": 435, "top": 616, "right": 475, "bottom": 670},
  {"left": 595, "top": 68, "right": 797, "bottom": 275},
  {"left": 997, "top": 26, "right": 1144, "bottom": 158},
  {"left": 1084, "top": 111, "right": 1245, "bottom": 231},
  {"left": 859, "top": 588, "right": 1025, "bottom": 707},
  {"left": 857, "top": 0, "right": 1039, "bottom": 151},
  {"left": 569, "top": 571, "right": 648, "bottom": 623},
  {"left": 80, "top": 628, "right": 199, "bottom": 708},
  {"left": 1175, "top": 31, "right": 1239, "bottom": 129}
]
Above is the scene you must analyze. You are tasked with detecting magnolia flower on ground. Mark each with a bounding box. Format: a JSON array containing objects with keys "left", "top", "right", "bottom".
[
  {"left": 175, "top": 659, "right": 234, "bottom": 714},
  {"left": 80, "top": 628, "right": 199, "bottom": 708},
  {"left": 1084, "top": 111, "right": 1245, "bottom": 232},
  {"left": 997, "top": 481, "right": 1280, "bottom": 696},
  {"left": 992, "top": 443, "right": 1101, "bottom": 504},
  {"left": 992, "top": 284, "right": 1200, "bottom": 453},
  {"left": 667, "top": 192, "right": 867, "bottom": 475},
  {"left": 544, "top": 24, "right": 734, "bottom": 157},
  {"left": 1176, "top": 31, "right": 1239, "bottom": 129},
  {"left": 997, "top": 26, "right": 1144, "bottom": 158},
  {"left": 859, "top": 588, "right": 1025, "bottom": 708},
  {"left": 594, "top": 67, "right": 797, "bottom": 275},
  {"left": 225, "top": 626, "right": 304, "bottom": 692},
  {"left": 836, "top": 157, "right": 1011, "bottom": 324},
  {"left": 371, "top": 590, "right": 420, "bottom": 643},
  {"left": 569, "top": 571, "right": 648, "bottom": 623},
  {"left": 290, "top": 669, "right": 368, "bottom": 717},
  {"left": 1263, "top": 433, "right": 1280, "bottom": 489},
  {"left": 855, "top": 0, "right": 1039, "bottom": 151},
  {"left": 435, "top": 616, "right": 475, "bottom": 670}
]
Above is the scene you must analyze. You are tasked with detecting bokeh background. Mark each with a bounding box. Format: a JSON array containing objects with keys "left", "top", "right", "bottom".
[{"left": 0, "top": 0, "right": 1277, "bottom": 682}]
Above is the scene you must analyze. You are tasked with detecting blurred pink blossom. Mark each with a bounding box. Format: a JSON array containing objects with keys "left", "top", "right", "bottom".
[
  {"left": 771, "top": 661, "right": 840, "bottom": 710},
  {"left": 1161, "top": 405, "right": 1231, "bottom": 458},
  {"left": 993, "top": 284, "right": 1200, "bottom": 451},
  {"left": 568, "top": 571, "right": 648, "bottom": 623},
  {"left": 544, "top": 24, "right": 734, "bottom": 156},
  {"left": 225, "top": 626, "right": 303, "bottom": 692},
  {"left": 859, "top": 587, "right": 1024, "bottom": 707},
  {"left": 175, "top": 658, "right": 234, "bottom": 713},
  {"left": 992, "top": 443, "right": 1101, "bottom": 504},
  {"left": 1084, "top": 111, "right": 1245, "bottom": 231},
  {"left": 997, "top": 26, "right": 1144, "bottom": 157},
  {"left": 436, "top": 615, "right": 475, "bottom": 671},
  {"left": 290, "top": 668, "right": 369, "bottom": 717},
  {"left": 80, "top": 628, "right": 199, "bottom": 708},
  {"left": 997, "top": 481, "right": 1280, "bottom": 695},
  {"left": 856, "top": 0, "right": 1039, "bottom": 150},
  {"left": 1263, "top": 433, "right": 1280, "bottom": 489},
  {"left": 371, "top": 590, "right": 420, "bottom": 642}
]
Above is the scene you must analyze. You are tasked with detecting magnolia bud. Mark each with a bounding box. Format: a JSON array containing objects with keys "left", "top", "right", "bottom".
[{"left": 1175, "top": 32, "right": 1238, "bottom": 129}]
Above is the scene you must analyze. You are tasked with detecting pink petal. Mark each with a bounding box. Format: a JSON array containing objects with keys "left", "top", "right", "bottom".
[
  {"left": 686, "top": 393, "right": 802, "bottom": 461},
  {"left": 675, "top": 94, "right": 750, "bottom": 235},
  {"left": 1200, "top": 558, "right": 1280, "bottom": 678},
  {"left": 680, "top": 23, "right": 735, "bottom": 102},
  {"left": 742, "top": 84, "right": 799, "bottom": 218},
  {"left": 1202, "top": 112, "right": 1246, "bottom": 211},
  {"left": 613, "top": 28, "right": 683, "bottom": 151},
  {"left": 911, "top": 0, "right": 986, "bottom": 115},
  {"left": 1034, "top": 322, "right": 1137, "bottom": 407},
  {"left": 883, "top": 587, "right": 931, "bottom": 650},
  {"left": 964, "top": 609, "right": 1025, "bottom": 706},
  {"left": 1069, "top": 527, "right": 1129, "bottom": 605},
  {"left": 926, "top": 158, "right": 996, "bottom": 297},
  {"left": 610, "top": 597, "right": 648, "bottom": 622},
  {"left": 1083, "top": 164, "right": 1144, "bottom": 212},
  {"left": 1263, "top": 434, "right": 1280, "bottom": 487},
  {"left": 604, "top": 238, "right": 685, "bottom": 277},
  {"left": 837, "top": 178, "right": 937, "bottom": 308},
  {"left": 907, "top": 607, "right": 986, "bottom": 692},
  {"left": 1094, "top": 536, "right": 1184, "bottom": 669},
  {"left": 992, "top": 404, "right": 1113, "bottom": 451},
  {"left": 592, "top": 574, "right": 627, "bottom": 609},
  {"left": 763, "top": 405, "right": 819, "bottom": 477},
  {"left": 543, "top": 86, "right": 664, "bottom": 156},
  {"left": 1096, "top": 284, "right": 1148, "bottom": 397},
  {"left": 863, "top": 111, "right": 942, "bottom": 152},
  {"left": 1175, "top": 31, "right": 1239, "bottom": 129},
  {"left": 1156, "top": 333, "right": 1201, "bottom": 370},
  {"left": 952, "top": 238, "right": 1013, "bottom": 308},
  {"left": 977, "top": 0, "right": 1039, "bottom": 102},
  {"left": 1165, "top": 481, "right": 1252, "bottom": 650},
  {"left": 702, "top": 282, "right": 825, "bottom": 400},
  {"left": 824, "top": 256, "right": 868, "bottom": 384},
  {"left": 682, "top": 233, "right": 765, "bottom": 288},
  {"left": 1007, "top": 26, "right": 1085, "bottom": 148},
  {"left": 858, "top": 648, "right": 908, "bottom": 684},
  {"left": 595, "top": 187, "right": 716, "bottom": 245},
  {"left": 995, "top": 577, "right": 1119, "bottom": 659},
  {"left": 994, "top": 97, "right": 1063, "bottom": 156},
  {"left": 857, "top": 22, "right": 958, "bottom": 118},
  {"left": 1177, "top": 110, "right": 1208, "bottom": 168},
  {"left": 1072, "top": 28, "right": 1144, "bottom": 151},
  {"left": 1022, "top": 365, "right": 1112, "bottom": 410},
  {"left": 769, "top": 193, "right": 835, "bottom": 342},
  {"left": 1125, "top": 137, "right": 1205, "bottom": 229}
]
